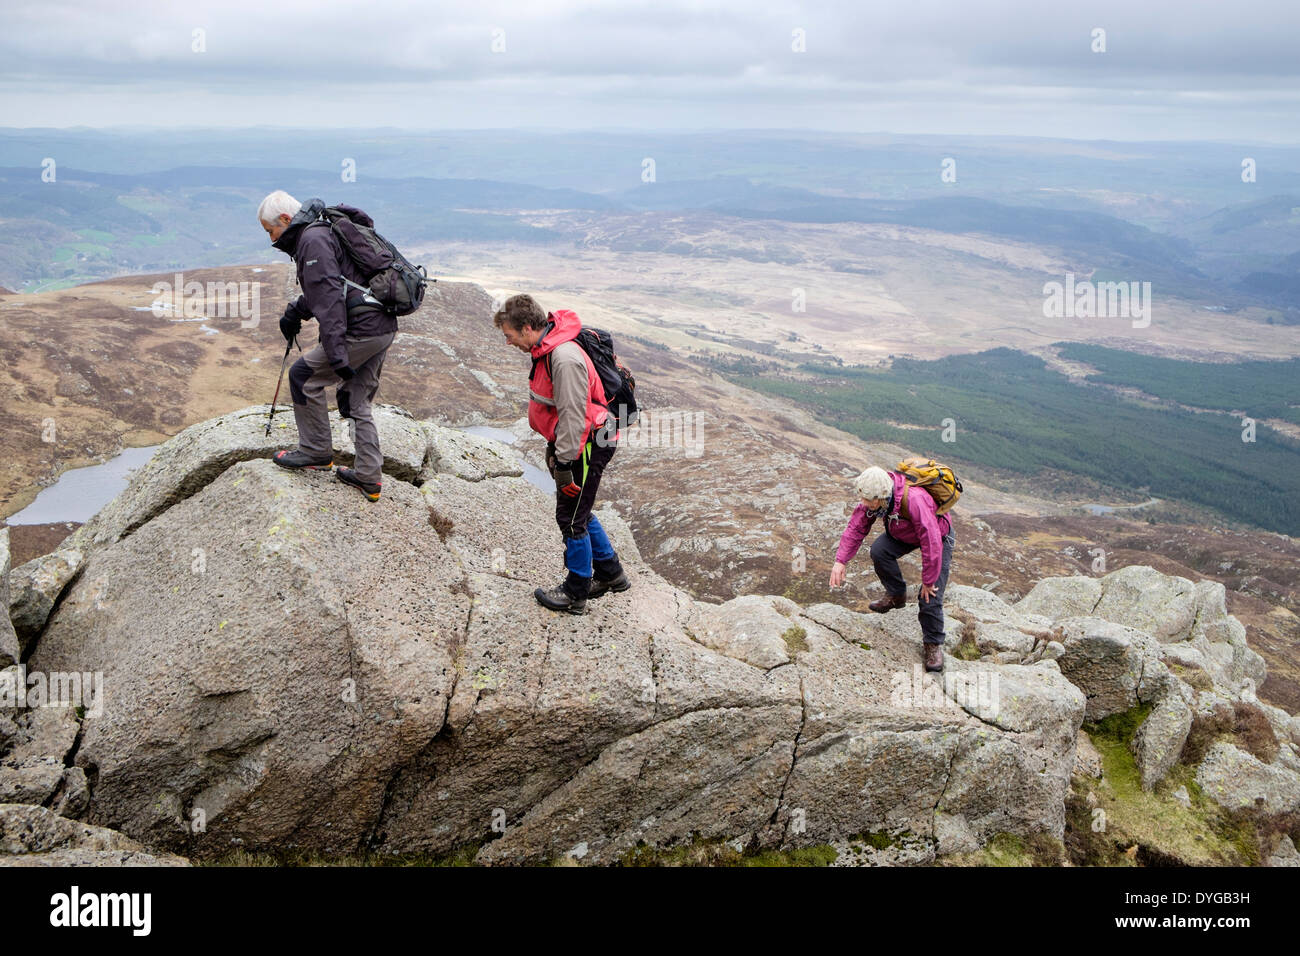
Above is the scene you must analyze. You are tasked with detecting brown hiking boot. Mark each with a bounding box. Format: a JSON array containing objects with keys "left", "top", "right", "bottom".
[
  {"left": 924, "top": 643, "right": 944, "bottom": 672},
  {"left": 869, "top": 593, "right": 907, "bottom": 614}
]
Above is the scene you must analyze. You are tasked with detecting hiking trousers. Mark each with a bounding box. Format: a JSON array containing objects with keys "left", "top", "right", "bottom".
[
  {"left": 288, "top": 332, "right": 395, "bottom": 484},
  {"left": 555, "top": 438, "right": 620, "bottom": 584},
  {"left": 869, "top": 528, "right": 955, "bottom": 645}
]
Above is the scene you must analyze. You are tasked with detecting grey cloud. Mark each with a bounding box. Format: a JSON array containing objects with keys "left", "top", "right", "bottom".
[{"left": 0, "top": 0, "right": 1296, "bottom": 137}]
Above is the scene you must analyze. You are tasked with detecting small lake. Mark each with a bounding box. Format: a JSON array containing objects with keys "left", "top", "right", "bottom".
[
  {"left": 1082, "top": 497, "right": 1161, "bottom": 516},
  {"left": 8, "top": 425, "right": 552, "bottom": 526},
  {"left": 463, "top": 425, "right": 554, "bottom": 493},
  {"left": 8, "top": 445, "right": 159, "bottom": 525}
]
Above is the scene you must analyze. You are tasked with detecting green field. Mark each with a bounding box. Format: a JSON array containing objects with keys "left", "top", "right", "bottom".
[
  {"left": 128, "top": 231, "right": 176, "bottom": 247},
  {"left": 724, "top": 348, "right": 1300, "bottom": 536},
  {"left": 1058, "top": 343, "right": 1300, "bottom": 425}
]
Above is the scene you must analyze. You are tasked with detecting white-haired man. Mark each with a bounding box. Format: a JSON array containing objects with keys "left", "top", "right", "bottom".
[
  {"left": 829, "top": 466, "right": 955, "bottom": 671},
  {"left": 258, "top": 190, "right": 396, "bottom": 501}
]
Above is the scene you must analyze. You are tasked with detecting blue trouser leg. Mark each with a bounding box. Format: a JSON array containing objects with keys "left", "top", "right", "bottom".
[
  {"left": 564, "top": 533, "right": 593, "bottom": 578},
  {"left": 588, "top": 514, "right": 615, "bottom": 562},
  {"left": 556, "top": 439, "right": 621, "bottom": 593},
  {"left": 588, "top": 513, "right": 623, "bottom": 581}
]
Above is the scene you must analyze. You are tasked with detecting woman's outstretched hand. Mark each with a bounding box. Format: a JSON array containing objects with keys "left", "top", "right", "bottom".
[{"left": 829, "top": 561, "right": 847, "bottom": 588}]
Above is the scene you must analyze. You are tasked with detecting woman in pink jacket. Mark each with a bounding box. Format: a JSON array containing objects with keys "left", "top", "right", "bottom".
[{"left": 829, "top": 466, "right": 955, "bottom": 671}]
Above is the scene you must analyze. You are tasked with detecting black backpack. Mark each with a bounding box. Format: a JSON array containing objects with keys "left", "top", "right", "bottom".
[
  {"left": 537, "top": 327, "right": 639, "bottom": 432},
  {"left": 319, "top": 204, "right": 429, "bottom": 316}
]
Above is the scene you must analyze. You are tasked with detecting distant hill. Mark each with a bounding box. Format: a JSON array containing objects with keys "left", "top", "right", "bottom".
[{"left": 0, "top": 165, "right": 615, "bottom": 289}]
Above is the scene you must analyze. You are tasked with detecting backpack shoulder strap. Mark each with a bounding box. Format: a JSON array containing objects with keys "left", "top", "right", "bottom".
[{"left": 899, "top": 482, "right": 911, "bottom": 522}]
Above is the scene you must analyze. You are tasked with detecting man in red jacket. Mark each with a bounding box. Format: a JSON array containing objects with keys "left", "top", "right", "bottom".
[
  {"left": 830, "top": 466, "right": 955, "bottom": 671},
  {"left": 494, "top": 294, "right": 629, "bottom": 614}
]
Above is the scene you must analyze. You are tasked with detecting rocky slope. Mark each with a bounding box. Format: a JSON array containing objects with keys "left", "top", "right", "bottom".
[
  {"left": 10, "top": 267, "right": 1292, "bottom": 711},
  {"left": 4, "top": 406, "right": 1298, "bottom": 866}
]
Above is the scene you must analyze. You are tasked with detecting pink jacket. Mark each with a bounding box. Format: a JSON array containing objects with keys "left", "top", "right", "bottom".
[{"left": 835, "top": 471, "right": 953, "bottom": 587}]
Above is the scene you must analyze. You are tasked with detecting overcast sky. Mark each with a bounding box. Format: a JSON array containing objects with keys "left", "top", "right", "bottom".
[{"left": 2, "top": 0, "right": 1297, "bottom": 141}]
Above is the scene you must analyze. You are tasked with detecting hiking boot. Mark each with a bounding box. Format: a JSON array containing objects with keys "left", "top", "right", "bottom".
[
  {"left": 588, "top": 571, "right": 631, "bottom": 599},
  {"left": 924, "top": 643, "right": 945, "bottom": 672},
  {"left": 273, "top": 449, "right": 333, "bottom": 470},
  {"left": 337, "top": 466, "right": 381, "bottom": 501},
  {"left": 534, "top": 583, "right": 587, "bottom": 615},
  {"left": 869, "top": 593, "right": 907, "bottom": 614}
]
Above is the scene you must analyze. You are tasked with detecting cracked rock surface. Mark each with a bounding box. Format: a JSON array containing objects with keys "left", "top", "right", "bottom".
[
  {"left": 10, "top": 404, "right": 1290, "bottom": 864},
  {"left": 9, "top": 404, "right": 1096, "bottom": 864}
]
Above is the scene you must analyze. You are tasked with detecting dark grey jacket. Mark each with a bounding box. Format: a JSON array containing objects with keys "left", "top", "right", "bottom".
[{"left": 274, "top": 198, "right": 397, "bottom": 371}]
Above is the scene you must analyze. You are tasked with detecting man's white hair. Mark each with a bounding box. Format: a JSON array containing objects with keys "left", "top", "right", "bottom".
[{"left": 258, "top": 190, "right": 301, "bottom": 226}]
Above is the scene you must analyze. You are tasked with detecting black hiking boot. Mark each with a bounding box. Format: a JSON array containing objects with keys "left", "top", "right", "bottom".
[
  {"left": 534, "top": 583, "right": 587, "bottom": 615},
  {"left": 273, "top": 448, "right": 333, "bottom": 470},
  {"left": 337, "top": 466, "right": 382, "bottom": 502},
  {"left": 588, "top": 571, "right": 631, "bottom": 599},
  {"left": 535, "top": 572, "right": 590, "bottom": 615}
]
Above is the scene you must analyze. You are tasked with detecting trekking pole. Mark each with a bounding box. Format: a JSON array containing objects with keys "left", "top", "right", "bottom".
[{"left": 265, "top": 337, "right": 299, "bottom": 436}]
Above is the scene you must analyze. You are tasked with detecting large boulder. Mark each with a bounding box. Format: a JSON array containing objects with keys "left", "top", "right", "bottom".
[
  {"left": 1195, "top": 741, "right": 1300, "bottom": 814},
  {"left": 65, "top": 403, "right": 436, "bottom": 556},
  {"left": 1017, "top": 566, "right": 1265, "bottom": 694},
  {"left": 18, "top": 407, "right": 1088, "bottom": 865},
  {"left": 768, "top": 602, "right": 1083, "bottom": 857},
  {"left": 945, "top": 584, "right": 1053, "bottom": 658},
  {"left": 34, "top": 459, "right": 467, "bottom": 855},
  {"left": 1053, "top": 617, "right": 1163, "bottom": 720},
  {"left": 1132, "top": 691, "right": 1193, "bottom": 790},
  {"left": 419, "top": 426, "right": 523, "bottom": 483},
  {"left": 1013, "top": 566, "right": 1289, "bottom": 794},
  {"left": 1089, "top": 564, "right": 1200, "bottom": 641},
  {"left": 8, "top": 547, "right": 84, "bottom": 655},
  {"left": 1185, "top": 580, "right": 1267, "bottom": 691},
  {"left": 467, "top": 592, "right": 803, "bottom": 865},
  {"left": 1016, "top": 575, "right": 1102, "bottom": 620}
]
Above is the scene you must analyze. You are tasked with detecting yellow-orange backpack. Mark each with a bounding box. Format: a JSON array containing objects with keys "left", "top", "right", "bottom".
[{"left": 895, "top": 457, "right": 963, "bottom": 518}]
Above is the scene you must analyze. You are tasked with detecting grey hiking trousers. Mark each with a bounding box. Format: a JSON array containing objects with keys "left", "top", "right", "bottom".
[
  {"left": 869, "top": 527, "right": 955, "bottom": 646},
  {"left": 288, "top": 332, "right": 395, "bottom": 484}
]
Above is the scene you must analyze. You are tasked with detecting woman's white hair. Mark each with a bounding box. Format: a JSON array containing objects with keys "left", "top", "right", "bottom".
[
  {"left": 257, "top": 190, "right": 301, "bottom": 226},
  {"left": 853, "top": 466, "right": 893, "bottom": 501}
]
